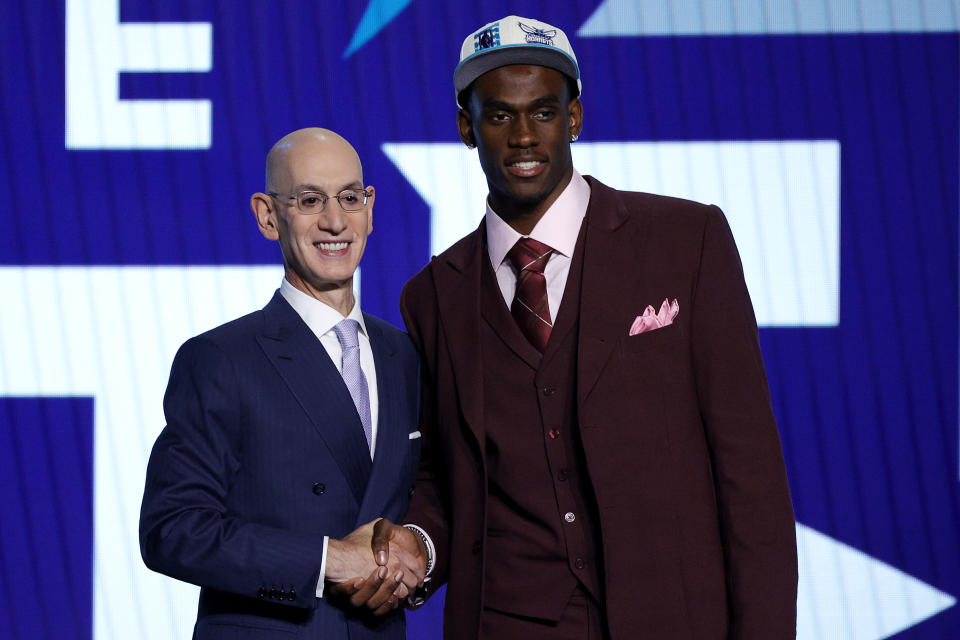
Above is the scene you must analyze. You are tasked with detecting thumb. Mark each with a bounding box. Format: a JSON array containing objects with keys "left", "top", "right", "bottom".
[{"left": 372, "top": 518, "right": 394, "bottom": 566}]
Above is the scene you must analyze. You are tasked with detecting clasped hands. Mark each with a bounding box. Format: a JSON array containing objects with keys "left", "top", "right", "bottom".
[{"left": 326, "top": 518, "right": 427, "bottom": 615}]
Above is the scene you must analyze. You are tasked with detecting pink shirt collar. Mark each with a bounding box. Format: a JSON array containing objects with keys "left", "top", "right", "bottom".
[{"left": 485, "top": 170, "right": 591, "bottom": 269}]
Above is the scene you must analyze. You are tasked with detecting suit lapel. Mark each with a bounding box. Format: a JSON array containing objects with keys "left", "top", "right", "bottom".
[
  {"left": 356, "top": 318, "right": 407, "bottom": 523},
  {"left": 578, "top": 177, "right": 650, "bottom": 406},
  {"left": 256, "top": 293, "right": 372, "bottom": 507},
  {"left": 434, "top": 225, "right": 487, "bottom": 448},
  {"left": 541, "top": 219, "right": 587, "bottom": 365}
]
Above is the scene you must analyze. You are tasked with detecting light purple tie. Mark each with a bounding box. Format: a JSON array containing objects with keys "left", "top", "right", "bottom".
[{"left": 333, "top": 319, "right": 372, "bottom": 451}]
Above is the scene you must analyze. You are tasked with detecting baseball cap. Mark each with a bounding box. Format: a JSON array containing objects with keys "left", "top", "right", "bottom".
[{"left": 454, "top": 16, "right": 581, "bottom": 106}]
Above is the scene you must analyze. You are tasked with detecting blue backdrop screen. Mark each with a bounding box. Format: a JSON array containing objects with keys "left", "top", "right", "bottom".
[{"left": 0, "top": 1, "right": 957, "bottom": 638}]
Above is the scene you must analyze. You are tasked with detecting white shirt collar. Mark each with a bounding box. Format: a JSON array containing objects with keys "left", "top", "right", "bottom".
[
  {"left": 278, "top": 278, "right": 368, "bottom": 340},
  {"left": 485, "top": 170, "right": 590, "bottom": 269}
]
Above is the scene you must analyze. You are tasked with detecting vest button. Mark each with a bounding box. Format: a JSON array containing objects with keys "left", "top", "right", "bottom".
[
  {"left": 575, "top": 558, "right": 585, "bottom": 570},
  {"left": 312, "top": 482, "right": 326, "bottom": 495},
  {"left": 472, "top": 541, "right": 482, "bottom": 555},
  {"left": 542, "top": 386, "right": 556, "bottom": 396},
  {"left": 564, "top": 512, "right": 576, "bottom": 523}
]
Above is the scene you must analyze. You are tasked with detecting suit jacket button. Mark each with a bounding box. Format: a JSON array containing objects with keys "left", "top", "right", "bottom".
[
  {"left": 312, "top": 482, "right": 326, "bottom": 495},
  {"left": 288, "top": 589, "right": 297, "bottom": 601},
  {"left": 269, "top": 588, "right": 278, "bottom": 599},
  {"left": 575, "top": 558, "right": 585, "bottom": 570},
  {"left": 472, "top": 541, "right": 481, "bottom": 555},
  {"left": 257, "top": 587, "right": 266, "bottom": 599},
  {"left": 542, "top": 387, "right": 556, "bottom": 396},
  {"left": 408, "top": 485, "right": 415, "bottom": 497}
]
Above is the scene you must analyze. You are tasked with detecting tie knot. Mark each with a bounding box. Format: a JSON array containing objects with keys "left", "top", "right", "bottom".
[
  {"left": 507, "top": 237, "right": 553, "bottom": 275},
  {"left": 332, "top": 318, "right": 361, "bottom": 350}
]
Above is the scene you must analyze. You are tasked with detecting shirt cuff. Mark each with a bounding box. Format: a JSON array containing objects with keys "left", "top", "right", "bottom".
[
  {"left": 315, "top": 535, "right": 329, "bottom": 598},
  {"left": 402, "top": 524, "right": 435, "bottom": 576}
]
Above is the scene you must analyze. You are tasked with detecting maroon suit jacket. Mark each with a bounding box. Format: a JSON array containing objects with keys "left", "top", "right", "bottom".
[{"left": 399, "top": 177, "right": 798, "bottom": 639}]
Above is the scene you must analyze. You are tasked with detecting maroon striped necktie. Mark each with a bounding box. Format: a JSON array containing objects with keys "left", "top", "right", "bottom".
[{"left": 506, "top": 237, "right": 554, "bottom": 353}]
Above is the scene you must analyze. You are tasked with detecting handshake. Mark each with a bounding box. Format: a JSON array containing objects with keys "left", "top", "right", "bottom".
[{"left": 325, "top": 518, "right": 429, "bottom": 615}]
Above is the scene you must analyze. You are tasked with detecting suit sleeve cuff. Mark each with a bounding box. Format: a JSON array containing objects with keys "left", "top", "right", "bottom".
[
  {"left": 402, "top": 524, "right": 435, "bottom": 576},
  {"left": 315, "top": 535, "right": 329, "bottom": 598}
]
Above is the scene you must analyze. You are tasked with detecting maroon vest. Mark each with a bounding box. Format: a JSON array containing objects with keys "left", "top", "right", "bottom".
[{"left": 479, "top": 227, "right": 603, "bottom": 622}]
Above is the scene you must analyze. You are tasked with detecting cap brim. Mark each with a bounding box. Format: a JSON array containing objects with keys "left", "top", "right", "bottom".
[{"left": 454, "top": 44, "right": 580, "bottom": 96}]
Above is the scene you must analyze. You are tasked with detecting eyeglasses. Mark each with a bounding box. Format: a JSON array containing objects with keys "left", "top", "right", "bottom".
[{"left": 267, "top": 188, "right": 372, "bottom": 214}]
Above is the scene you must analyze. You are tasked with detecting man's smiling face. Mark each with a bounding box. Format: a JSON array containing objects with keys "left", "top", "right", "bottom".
[
  {"left": 259, "top": 131, "right": 374, "bottom": 299},
  {"left": 459, "top": 64, "right": 582, "bottom": 229}
]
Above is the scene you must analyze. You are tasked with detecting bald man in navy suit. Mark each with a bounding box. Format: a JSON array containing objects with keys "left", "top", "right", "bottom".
[{"left": 140, "top": 128, "right": 424, "bottom": 639}]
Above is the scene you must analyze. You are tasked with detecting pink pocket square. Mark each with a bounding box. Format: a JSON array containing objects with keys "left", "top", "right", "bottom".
[{"left": 629, "top": 298, "right": 679, "bottom": 336}]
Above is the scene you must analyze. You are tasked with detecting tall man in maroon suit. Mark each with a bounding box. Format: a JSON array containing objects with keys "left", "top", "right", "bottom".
[{"left": 373, "top": 15, "right": 798, "bottom": 639}]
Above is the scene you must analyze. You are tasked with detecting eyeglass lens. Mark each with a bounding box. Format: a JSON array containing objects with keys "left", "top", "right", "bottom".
[{"left": 296, "top": 190, "right": 366, "bottom": 213}]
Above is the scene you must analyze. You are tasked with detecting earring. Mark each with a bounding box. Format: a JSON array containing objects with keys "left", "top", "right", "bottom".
[
  {"left": 466, "top": 143, "right": 476, "bottom": 149},
  {"left": 569, "top": 134, "right": 579, "bottom": 142}
]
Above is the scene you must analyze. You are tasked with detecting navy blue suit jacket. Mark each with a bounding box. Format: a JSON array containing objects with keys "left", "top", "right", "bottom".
[{"left": 140, "top": 292, "right": 421, "bottom": 639}]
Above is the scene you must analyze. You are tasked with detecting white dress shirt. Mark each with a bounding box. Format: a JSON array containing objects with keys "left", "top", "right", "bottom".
[
  {"left": 278, "top": 278, "right": 380, "bottom": 597},
  {"left": 485, "top": 170, "right": 591, "bottom": 319}
]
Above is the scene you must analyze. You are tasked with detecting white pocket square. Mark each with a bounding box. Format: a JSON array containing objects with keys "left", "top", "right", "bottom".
[{"left": 409, "top": 430, "right": 422, "bottom": 440}]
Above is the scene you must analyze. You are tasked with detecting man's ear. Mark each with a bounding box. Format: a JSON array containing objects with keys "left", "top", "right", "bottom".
[
  {"left": 251, "top": 193, "right": 279, "bottom": 241},
  {"left": 364, "top": 185, "right": 375, "bottom": 235},
  {"left": 568, "top": 97, "right": 583, "bottom": 139},
  {"left": 457, "top": 108, "right": 476, "bottom": 148}
]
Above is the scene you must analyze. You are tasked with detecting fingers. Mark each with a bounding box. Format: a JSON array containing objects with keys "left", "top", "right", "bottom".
[
  {"left": 386, "top": 537, "right": 427, "bottom": 586},
  {"left": 327, "top": 520, "right": 384, "bottom": 583},
  {"left": 330, "top": 518, "right": 420, "bottom": 616},
  {"left": 340, "top": 566, "right": 389, "bottom": 609},
  {"left": 373, "top": 594, "right": 401, "bottom": 617},
  {"left": 365, "top": 568, "right": 406, "bottom": 615},
  {"left": 327, "top": 577, "right": 364, "bottom": 598},
  {"left": 374, "top": 521, "right": 427, "bottom": 578},
  {"left": 334, "top": 565, "right": 405, "bottom": 615},
  {"left": 370, "top": 574, "right": 407, "bottom": 616},
  {"left": 371, "top": 517, "right": 394, "bottom": 566},
  {"left": 388, "top": 548, "right": 424, "bottom": 590}
]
